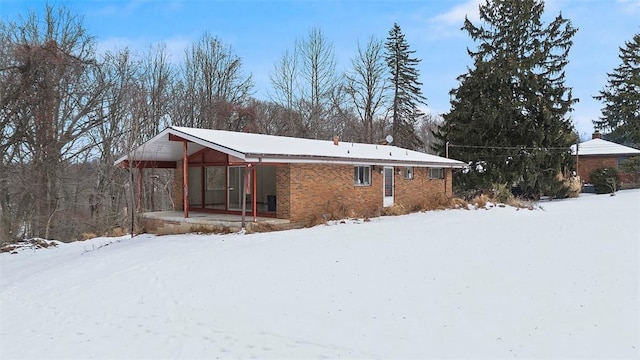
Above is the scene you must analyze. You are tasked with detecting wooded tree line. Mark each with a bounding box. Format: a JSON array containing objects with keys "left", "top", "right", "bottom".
[
  {"left": 0, "top": 4, "right": 432, "bottom": 241},
  {"left": 1, "top": 0, "right": 638, "bottom": 241}
]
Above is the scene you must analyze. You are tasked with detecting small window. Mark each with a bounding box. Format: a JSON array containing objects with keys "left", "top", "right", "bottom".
[
  {"left": 404, "top": 167, "right": 414, "bottom": 180},
  {"left": 354, "top": 166, "right": 371, "bottom": 186},
  {"left": 617, "top": 156, "right": 629, "bottom": 167},
  {"left": 429, "top": 168, "right": 444, "bottom": 179}
]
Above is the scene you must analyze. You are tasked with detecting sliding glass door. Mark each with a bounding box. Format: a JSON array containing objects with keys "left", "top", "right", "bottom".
[{"left": 227, "top": 166, "right": 252, "bottom": 211}]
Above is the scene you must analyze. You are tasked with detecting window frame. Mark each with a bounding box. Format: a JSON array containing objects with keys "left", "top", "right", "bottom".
[
  {"left": 404, "top": 166, "right": 414, "bottom": 180},
  {"left": 617, "top": 156, "right": 629, "bottom": 168},
  {"left": 354, "top": 165, "right": 371, "bottom": 186},
  {"left": 429, "top": 167, "right": 445, "bottom": 180}
]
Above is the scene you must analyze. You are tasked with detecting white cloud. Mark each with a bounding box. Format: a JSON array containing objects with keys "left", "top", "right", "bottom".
[
  {"left": 425, "top": 0, "right": 483, "bottom": 39},
  {"left": 432, "top": 0, "right": 482, "bottom": 26}
]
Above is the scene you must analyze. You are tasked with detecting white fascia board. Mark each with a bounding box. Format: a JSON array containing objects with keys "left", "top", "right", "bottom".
[
  {"left": 113, "top": 127, "right": 175, "bottom": 165},
  {"left": 247, "top": 156, "right": 465, "bottom": 168},
  {"left": 170, "top": 128, "right": 247, "bottom": 160}
]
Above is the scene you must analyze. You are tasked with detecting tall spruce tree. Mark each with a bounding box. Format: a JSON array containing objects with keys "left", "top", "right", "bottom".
[
  {"left": 385, "top": 23, "right": 426, "bottom": 150},
  {"left": 434, "top": 0, "right": 578, "bottom": 197},
  {"left": 593, "top": 33, "right": 640, "bottom": 147}
]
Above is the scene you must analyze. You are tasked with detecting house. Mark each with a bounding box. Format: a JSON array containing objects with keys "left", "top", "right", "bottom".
[
  {"left": 574, "top": 131, "right": 640, "bottom": 185},
  {"left": 115, "top": 126, "right": 465, "bottom": 231}
]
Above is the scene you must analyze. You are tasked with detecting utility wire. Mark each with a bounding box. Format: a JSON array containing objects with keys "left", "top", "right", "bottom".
[{"left": 447, "top": 144, "right": 572, "bottom": 151}]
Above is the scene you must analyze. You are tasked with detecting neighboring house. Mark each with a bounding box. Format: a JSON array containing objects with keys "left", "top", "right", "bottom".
[
  {"left": 115, "top": 126, "right": 465, "bottom": 225},
  {"left": 573, "top": 131, "right": 640, "bottom": 184}
]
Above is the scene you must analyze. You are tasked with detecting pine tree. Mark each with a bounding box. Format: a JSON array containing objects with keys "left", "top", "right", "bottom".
[
  {"left": 384, "top": 23, "right": 426, "bottom": 150},
  {"left": 593, "top": 33, "right": 640, "bottom": 147},
  {"left": 434, "top": 0, "right": 578, "bottom": 197}
]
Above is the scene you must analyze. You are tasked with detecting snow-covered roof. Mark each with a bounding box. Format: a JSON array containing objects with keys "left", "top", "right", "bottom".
[
  {"left": 571, "top": 138, "right": 640, "bottom": 156},
  {"left": 115, "top": 126, "right": 465, "bottom": 168}
]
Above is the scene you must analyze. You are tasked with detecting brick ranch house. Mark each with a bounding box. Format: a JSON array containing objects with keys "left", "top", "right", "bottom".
[
  {"left": 574, "top": 131, "right": 640, "bottom": 185},
  {"left": 115, "top": 126, "right": 465, "bottom": 229}
]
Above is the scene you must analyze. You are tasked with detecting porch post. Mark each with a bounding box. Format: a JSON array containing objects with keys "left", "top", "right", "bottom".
[
  {"left": 241, "top": 165, "right": 247, "bottom": 229},
  {"left": 252, "top": 166, "right": 257, "bottom": 222},
  {"left": 183, "top": 140, "right": 189, "bottom": 218},
  {"left": 137, "top": 167, "right": 143, "bottom": 212}
]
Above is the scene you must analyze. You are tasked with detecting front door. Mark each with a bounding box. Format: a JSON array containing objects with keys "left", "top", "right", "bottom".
[{"left": 383, "top": 167, "right": 394, "bottom": 207}]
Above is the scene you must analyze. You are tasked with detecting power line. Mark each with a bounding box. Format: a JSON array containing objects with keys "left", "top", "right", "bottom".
[{"left": 447, "top": 144, "right": 572, "bottom": 151}]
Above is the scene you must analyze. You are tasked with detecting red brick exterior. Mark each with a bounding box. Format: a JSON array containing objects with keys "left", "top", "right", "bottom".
[
  {"left": 395, "top": 167, "right": 452, "bottom": 210},
  {"left": 174, "top": 161, "right": 453, "bottom": 222},
  {"left": 275, "top": 165, "right": 291, "bottom": 219},
  {"left": 577, "top": 155, "right": 634, "bottom": 183},
  {"left": 275, "top": 164, "right": 453, "bottom": 223}
]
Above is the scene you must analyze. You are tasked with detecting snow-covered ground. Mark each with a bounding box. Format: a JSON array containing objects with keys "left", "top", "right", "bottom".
[{"left": 1, "top": 190, "right": 639, "bottom": 359}]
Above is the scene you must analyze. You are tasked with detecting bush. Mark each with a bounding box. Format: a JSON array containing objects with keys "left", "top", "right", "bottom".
[
  {"left": 620, "top": 155, "right": 640, "bottom": 184},
  {"left": 589, "top": 167, "right": 620, "bottom": 194},
  {"left": 492, "top": 183, "right": 514, "bottom": 203}
]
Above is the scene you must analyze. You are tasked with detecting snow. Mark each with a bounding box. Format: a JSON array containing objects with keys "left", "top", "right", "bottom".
[
  {"left": 571, "top": 138, "right": 640, "bottom": 156},
  {"left": 116, "top": 126, "right": 465, "bottom": 168},
  {"left": 1, "top": 190, "right": 639, "bottom": 359}
]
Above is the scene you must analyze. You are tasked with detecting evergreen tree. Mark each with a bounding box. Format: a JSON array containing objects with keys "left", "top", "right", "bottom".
[
  {"left": 434, "top": 0, "right": 578, "bottom": 197},
  {"left": 384, "top": 23, "right": 426, "bottom": 150},
  {"left": 593, "top": 33, "right": 640, "bottom": 147}
]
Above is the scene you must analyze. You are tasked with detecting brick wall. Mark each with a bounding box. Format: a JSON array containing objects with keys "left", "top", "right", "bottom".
[
  {"left": 276, "top": 163, "right": 380, "bottom": 223},
  {"left": 173, "top": 162, "right": 455, "bottom": 222},
  {"left": 277, "top": 164, "right": 453, "bottom": 223},
  {"left": 275, "top": 165, "right": 291, "bottom": 219},
  {"left": 578, "top": 155, "right": 634, "bottom": 183},
  {"left": 395, "top": 167, "right": 450, "bottom": 210}
]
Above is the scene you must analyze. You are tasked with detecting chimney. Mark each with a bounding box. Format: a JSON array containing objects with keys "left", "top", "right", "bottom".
[
  {"left": 592, "top": 130, "right": 602, "bottom": 139},
  {"left": 333, "top": 135, "right": 339, "bottom": 146}
]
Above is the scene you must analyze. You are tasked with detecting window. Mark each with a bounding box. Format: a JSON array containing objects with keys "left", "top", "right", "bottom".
[
  {"left": 404, "top": 167, "right": 414, "bottom": 180},
  {"left": 354, "top": 166, "right": 371, "bottom": 186},
  {"left": 429, "top": 168, "right": 444, "bottom": 179},
  {"left": 617, "top": 156, "right": 629, "bottom": 168}
]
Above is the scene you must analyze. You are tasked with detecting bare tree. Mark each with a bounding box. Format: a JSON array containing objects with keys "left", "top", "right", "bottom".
[
  {"left": 173, "top": 32, "right": 253, "bottom": 130},
  {"left": 1, "top": 5, "right": 106, "bottom": 240},
  {"left": 345, "top": 36, "right": 390, "bottom": 143},
  {"left": 270, "top": 27, "right": 340, "bottom": 139},
  {"left": 417, "top": 113, "right": 443, "bottom": 154}
]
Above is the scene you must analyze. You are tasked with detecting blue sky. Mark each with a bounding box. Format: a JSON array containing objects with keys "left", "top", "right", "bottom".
[{"left": 2, "top": 0, "right": 639, "bottom": 140}]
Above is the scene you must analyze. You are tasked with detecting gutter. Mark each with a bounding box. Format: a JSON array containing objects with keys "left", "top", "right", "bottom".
[{"left": 245, "top": 153, "right": 466, "bottom": 168}]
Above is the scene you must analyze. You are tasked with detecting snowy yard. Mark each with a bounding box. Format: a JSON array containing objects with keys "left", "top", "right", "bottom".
[{"left": 1, "top": 190, "right": 639, "bottom": 359}]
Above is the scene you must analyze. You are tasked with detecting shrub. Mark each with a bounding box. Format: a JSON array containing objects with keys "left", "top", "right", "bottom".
[
  {"left": 620, "top": 155, "right": 640, "bottom": 184},
  {"left": 381, "top": 204, "right": 407, "bottom": 216},
  {"left": 471, "top": 194, "right": 490, "bottom": 208},
  {"left": 492, "top": 183, "right": 514, "bottom": 204},
  {"left": 565, "top": 175, "right": 582, "bottom": 198},
  {"left": 589, "top": 167, "right": 620, "bottom": 194}
]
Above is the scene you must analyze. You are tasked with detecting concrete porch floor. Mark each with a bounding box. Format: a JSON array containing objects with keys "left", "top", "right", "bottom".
[{"left": 140, "top": 211, "right": 295, "bottom": 234}]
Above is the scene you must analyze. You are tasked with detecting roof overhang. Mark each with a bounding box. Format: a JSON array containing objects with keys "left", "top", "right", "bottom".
[
  {"left": 115, "top": 126, "right": 466, "bottom": 169},
  {"left": 245, "top": 154, "right": 464, "bottom": 168}
]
